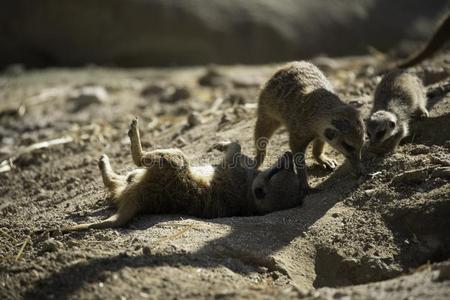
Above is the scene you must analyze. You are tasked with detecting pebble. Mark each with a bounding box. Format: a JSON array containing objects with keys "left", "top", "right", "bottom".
[
  {"left": 42, "top": 238, "right": 63, "bottom": 253},
  {"left": 140, "top": 83, "right": 165, "bottom": 97},
  {"left": 187, "top": 112, "right": 202, "bottom": 127},
  {"left": 409, "top": 145, "right": 430, "bottom": 155},
  {"left": 198, "top": 67, "right": 228, "bottom": 87},
  {"left": 68, "top": 86, "right": 109, "bottom": 111},
  {"left": 142, "top": 246, "right": 152, "bottom": 256},
  {"left": 160, "top": 86, "right": 190, "bottom": 103}
]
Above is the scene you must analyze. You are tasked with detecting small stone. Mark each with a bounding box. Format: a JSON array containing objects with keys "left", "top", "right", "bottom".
[
  {"left": 409, "top": 145, "right": 430, "bottom": 155},
  {"left": 364, "top": 189, "right": 376, "bottom": 196},
  {"left": 142, "top": 246, "right": 152, "bottom": 256},
  {"left": 42, "top": 238, "right": 62, "bottom": 253},
  {"left": 140, "top": 83, "right": 165, "bottom": 97},
  {"left": 391, "top": 168, "right": 429, "bottom": 184},
  {"left": 160, "top": 86, "right": 190, "bottom": 103},
  {"left": 68, "top": 86, "right": 109, "bottom": 111},
  {"left": 66, "top": 240, "right": 78, "bottom": 248},
  {"left": 430, "top": 156, "right": 450, "bottom": 166},
  {"left": 198, "top": 66, "right": 228, "bottom": 87},
  {"left": 173, "top": 137, "right": 187, "bottom": 148},
  {"left": 36, "top": 190, "right": 51, "bottom": 202},
  {"left": 187, "top": 112, "right": 202, "bottom": 127}
]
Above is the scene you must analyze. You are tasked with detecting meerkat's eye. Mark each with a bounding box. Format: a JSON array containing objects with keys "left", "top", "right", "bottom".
[
  {"left": 376, "top": 129, "right": 386, "bottom": 140},
  {"left": 341, "top": 141, "right": 355, "bottom": 153}
]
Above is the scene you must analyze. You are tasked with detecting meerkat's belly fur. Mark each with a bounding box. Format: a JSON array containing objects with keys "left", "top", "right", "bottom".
[
  {"left": 117, "top": 165, "right": 250, "bottom": 218},
  {"left": 368, "top": 70, "right": 428, "bottom": 154},
  {"left": 254, "top": 61, "right": 365, "bottom": 192}
]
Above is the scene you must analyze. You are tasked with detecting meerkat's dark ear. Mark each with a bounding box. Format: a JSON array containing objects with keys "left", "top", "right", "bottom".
[
  {"left": 388, "top": 120, "right": 396, "bottom": 128},
  {"left": 324, "top": 128, "right": 337, "bottom": 140}
]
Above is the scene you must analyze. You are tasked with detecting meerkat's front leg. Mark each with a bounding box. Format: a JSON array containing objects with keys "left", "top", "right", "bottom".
[
  {"left": 414, "top": 105, "right": 429, "bottom": 119},
  {"left": 254, "top": 113, "right": 281, "bottom": 168},
  {"left": 312, "top": 139, "right": 337, "bottom": 170},
  {"left": 128, "top": 117, "right": 144, "bottom": 167},
  {"left": 289, "top": 135, "right": 313, "bottom": 194}
]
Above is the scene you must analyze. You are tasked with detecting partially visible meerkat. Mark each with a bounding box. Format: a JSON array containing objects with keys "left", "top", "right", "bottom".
[
  {"left": 254, "top": 61, "right": 365, "bottom": 192},
  {"left": 396, "top": 13, "right": 449, "bottom": 69},
  {"left": 63, "top": 118, "right": 300, "bottom": 232},
  {"left": 367, "top": 70, "right": 428, "bottom": 154}
]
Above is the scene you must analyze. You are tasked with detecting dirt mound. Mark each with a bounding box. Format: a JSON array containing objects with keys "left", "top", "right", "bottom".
[{"left": 0, "top": 53, "right": 449, "bottom": 299}]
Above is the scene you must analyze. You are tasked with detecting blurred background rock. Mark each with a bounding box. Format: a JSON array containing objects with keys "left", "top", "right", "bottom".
[{"left": 0, "top": 0, "right": 448, "bottom": 68}]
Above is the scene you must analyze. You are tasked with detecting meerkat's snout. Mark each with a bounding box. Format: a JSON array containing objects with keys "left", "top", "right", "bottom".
[
  {"left": 367, "top": 111, "right": 397, "bottom": 145},
  {"left": 321, "top": 114, "right": 365, "bottom": 175}
]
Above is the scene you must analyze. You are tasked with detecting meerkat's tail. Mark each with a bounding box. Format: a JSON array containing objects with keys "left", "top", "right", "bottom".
[
  {"left": 62, "top": 201, "right": 139, "bottom": 232},
  {"left": 397, "top": 13, "right": 450, "bottom": 69},
  {"left": 254, "top": 112, "right": 280, "bottom": 168}
]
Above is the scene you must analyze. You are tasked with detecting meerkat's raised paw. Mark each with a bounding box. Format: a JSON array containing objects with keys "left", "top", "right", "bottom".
[
  {"left": 98, "top": 154, "right": 109, "bottom": 169},
  {"left": 128, "top": 117, "right": 139, "bottom": 137}
]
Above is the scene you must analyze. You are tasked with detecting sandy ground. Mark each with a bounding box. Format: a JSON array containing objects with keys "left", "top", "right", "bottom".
[{"left": 0, "top": 53, "right": 449, "bottom": 299}]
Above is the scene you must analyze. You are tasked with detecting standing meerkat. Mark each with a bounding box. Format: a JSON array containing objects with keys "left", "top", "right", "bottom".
[
  {"left": 254, "top": 61, "right": 365, "bottom": 192},
  {"left": 367, "top": 70, "right": 428, "bottom": 154},
  {"left": 63, "top": 118, "right": 300, "bottom": 232}
]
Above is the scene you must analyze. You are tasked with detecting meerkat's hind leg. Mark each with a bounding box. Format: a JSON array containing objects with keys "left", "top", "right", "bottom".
[
  {"left": 254, "top": 114, "right": 281, "bottom": 168},
  {"left": 211, "top": 141, "right": 242, "bottom": 166},
  {"left": 128, "top": 117, "right": 144, "bottom": 167},
  {"left": 98, "top": 154, "right": 126, "bottom": 199},
  {"left": 223, "top": 142, "right": 242, "bottom": 166},
  {"left": 312, "top": 139, "right": 337, "bottom": 170}
]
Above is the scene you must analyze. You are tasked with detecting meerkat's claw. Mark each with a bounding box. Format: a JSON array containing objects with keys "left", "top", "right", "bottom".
[
  {"left": 131, "top": 117, "right": 139, "bottom": 127},
  {"left": 98, "top": 154, "right": 109, "bottom": 168},
  {"left": 317, "top": 155, "right": 337, "bottom": 170},
  {"left": 128, "top": 117, "right": 139, "bottom": 137}
]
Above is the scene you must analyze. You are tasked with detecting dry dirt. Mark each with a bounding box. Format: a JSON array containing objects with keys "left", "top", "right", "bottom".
[{"left": 0, "top": 53, "right": 450, "bottom": 300}]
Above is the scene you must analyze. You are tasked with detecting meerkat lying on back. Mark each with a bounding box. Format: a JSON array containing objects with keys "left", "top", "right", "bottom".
[
  {"left": 254, "top": 61, "right": 365, "bottom": 192},
  {"left": 63, "top": 118, "right": 300, "bottom": 232},
  {"left": 367, "top": 70, "right": 428, "bottom": 154}
]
